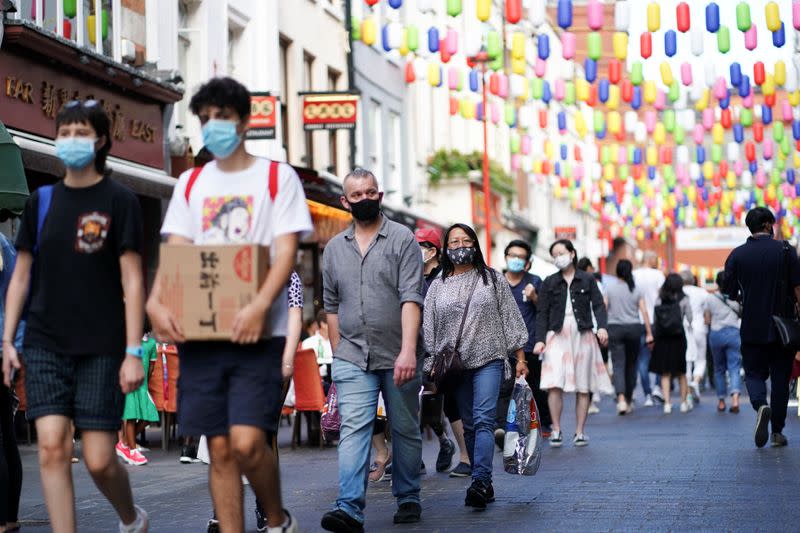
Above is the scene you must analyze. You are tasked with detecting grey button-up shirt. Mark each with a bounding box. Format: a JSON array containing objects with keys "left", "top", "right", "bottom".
[{"left": 322, "top": 215, "right": 425, "bottom": 371}]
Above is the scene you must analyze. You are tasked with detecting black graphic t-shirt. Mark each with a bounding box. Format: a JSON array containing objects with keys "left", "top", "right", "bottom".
[{"left": 16, "top": 177, "right": 143, "bottom": 357}]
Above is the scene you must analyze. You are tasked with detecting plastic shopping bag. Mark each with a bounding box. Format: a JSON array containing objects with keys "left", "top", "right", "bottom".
[
  {"left": 321, "top": 383, "right": 341, "bottom": 441},
  {"left": 503, "top": 377, "right": 543, "bottom": 476}
]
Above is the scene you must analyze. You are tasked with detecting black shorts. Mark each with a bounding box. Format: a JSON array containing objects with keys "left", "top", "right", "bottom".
[
  {"left": 177, "top": 338, "right": 286, "bottom": 436},
  {"left": 23, "top": 346, "right": 124, "bottom": 431}
]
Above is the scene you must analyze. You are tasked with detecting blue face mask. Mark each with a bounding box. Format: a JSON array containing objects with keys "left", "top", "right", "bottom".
[
  {"left": 55, "top": 137, "right": 96, "bottom": 169},
  {"left": 507, "top": 257, "right": 527, "bottom": 273},
  {"left": 202, "top": 119, "right": 242, "bottom": 159}
]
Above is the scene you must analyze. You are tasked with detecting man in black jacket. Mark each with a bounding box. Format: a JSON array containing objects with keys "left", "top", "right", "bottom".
[{"left": 723, "top": 207, "right": 800, "bottom": 448}]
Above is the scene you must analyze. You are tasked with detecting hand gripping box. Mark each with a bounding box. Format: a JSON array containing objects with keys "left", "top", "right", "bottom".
[{"left": 158, "top": 244, "right": 270, "bottom": 340}]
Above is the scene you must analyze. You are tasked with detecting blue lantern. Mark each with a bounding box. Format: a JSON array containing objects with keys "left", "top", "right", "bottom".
[
  {"left": 792, "top": 120, "right": 800, "bottom": 140},
  {"left": 598, "top": 79, "right": 610, "bottom": 103},
  {"left": 631, "top": 86, "right": 642, "bottom": 110},
  {"left": 719, "top": 91, "right": 730, "bottom": 110},
  {"left": 762, "top": 105, "right": 773, "bottom": 126},
  {"left": 734, "top": 124, "right": 744, "bottom": 143},
  {"left": 557, "top": 0, "right": 573, "bottom": 30},
  {"left": 428, "top": 27, "right": 439, "bottom": 53},
  {"left": 706, "top": 3, "right": 720, "bottom": 33},
  {"left": 542, "top": 81, "right": 552, "bottom": 103},
  {"left": 557, "top": 112, "right": 567, "bottom": 132},
  {"left": 382, "top": 25, "right": 391, "bottom": 52},
  {"left": 739, "top": 75, "right": 750, "bottom": 98},
  {"left": 730, "top": 63, "right": 742, "bottom": 87},
  {"left": 773, "top": 22, "right": 786, "bottom": 48},
  {"left": 664, "top": 30, "right": 677, "bottom": 57},
  {"left": 584, "top": 58, "right": 597, "bottom": 83},
  {"left": 538, "top": 34, "right": 550, "bottom": 60},
  {"left": 469, "top": 70, "right": 479, "bottom": 92},
  {"left": 696, "top": 146, "right": 706, "bottom": 164},
  {"left": 648, "top": 166, "right": 656, "bottom": 180}
]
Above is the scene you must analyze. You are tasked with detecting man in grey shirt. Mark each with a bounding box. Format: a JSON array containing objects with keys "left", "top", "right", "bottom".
[{"left": 320, "top": 169, "right": 425, "bottom": 533}]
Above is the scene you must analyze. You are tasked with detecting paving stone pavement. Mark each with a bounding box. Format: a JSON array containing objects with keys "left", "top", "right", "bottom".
[{"left": 16, "top": 391, "right": 800, "bottom": 532}]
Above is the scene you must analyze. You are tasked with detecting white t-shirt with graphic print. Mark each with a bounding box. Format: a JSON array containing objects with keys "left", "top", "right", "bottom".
[{"left": 161, "top": 157, "right": 313, "bottom": 338}]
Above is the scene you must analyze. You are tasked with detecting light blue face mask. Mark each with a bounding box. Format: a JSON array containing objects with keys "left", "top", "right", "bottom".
[
  {"left": 202, "top": 119, "right": 242, "bottom": 159},
  {"left": 55, "top": 137, "right": 96, "bottom": 169},
  {"left": 507, "top": 257, "right": 527, "bottom": 273}
]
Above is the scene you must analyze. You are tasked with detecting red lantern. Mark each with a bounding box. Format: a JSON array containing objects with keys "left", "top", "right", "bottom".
[
  {"left": 621, "top": 79, "right": 633, "bottom": 102},
  {"left": 490, "top": 73, "right": 500, "bottom": 95},
  {"left": 466, "top": 56, "right": 476, "bottom": 69},
  {"left": 609, "top": 59, "right": 621, "bottom": 85},
  {"left": 754, "top": 62, "right": 765, "bottom": 86},
  {"left": 697, "top": 194, "right": 706, "bottom": 211},
  {"left": 745, "top": 141, "right": 756, "bottom": 162},
  {"left": 633, "top": 165, "right": 643, "bottom": 179},
  {"left": 365, "top": 0, "right": 379, "bottom": 5},
  {"left": 449, "top": 97, "right": 458, "bottom": 116},
  {"left": 587, "top": 84, "right": 598, "bottom": 107},
  {"left": 719, "top": 161, "right": 729, "bottom": 176},
  {"left": 440, "top": 40, "right": 451, "bottom": 63},
  {"left": 506, "top": 0, "right": 522, "bottom": 24},
  {"left": 405, "top": 61, "right": 415, "bottom": 83},
  {"left": 60, "top": 18, "right": 72, "bottom": 37},
  {"left": 720, "top": 108, "right": 732, "bottom": 129},
  {"left": 753, "top": 122, "right": 764, "bottom": 142},
  {"left": 539, "top": 109, "right": 548, "bottom": 128},
  {"left": 640, "top": 32, "right": 652, "bottom": 59},
  {"left": 676, "top": 2, "right": 691, "bottom": 33},
  {"left": 765, "top": 93, "right": 776, "bottom": 107},
  {"left": 574, "top": 146, "right": 582, "bottom": 161},
  {"left": 542, "top": 161, "right": 551, "bottom": 175},
  {"left": 660, "top": 146, "right": 673, "bottom": 165},
  {"left": 615, "top": 130, "right": 626, "bottom": 142},
  {"left": 712, "top": 173, "right": 721, "bottom": 188}
]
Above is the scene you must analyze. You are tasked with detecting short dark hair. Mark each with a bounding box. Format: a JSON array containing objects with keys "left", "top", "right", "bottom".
[
  {"left": 744, "top": 207, "right": 776, "bottom": 234},
  {"left": 55, "top": 102, "right": 112, "bottom": 175},
  {"left": 715, "top": 271, "right": 725, "bottom": 288},
  {"left": 576, "top": 257, "right": 594, "bottom": 271},
  {"left": 504, "top": 239, "right": 532, "bottom": 261},
  {"left": 189, "top": 77, "right": 251, "bottom": 121},
  {"left": 549, "top": 239, "right": 578, "bottom": 267},
  {"left": 611, "top": 237, "right": 629, "bottom": 254}
]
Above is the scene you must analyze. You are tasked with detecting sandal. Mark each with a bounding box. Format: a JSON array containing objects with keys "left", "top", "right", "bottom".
[
  {"left": 369, "top": 456, "right": 390, "bottom": 482},
  {"left": 717, "top": 400, "right": 726, "bottom": 412},
  {"left": 729, "top": 405, "right": 740, "bottom": 413}
]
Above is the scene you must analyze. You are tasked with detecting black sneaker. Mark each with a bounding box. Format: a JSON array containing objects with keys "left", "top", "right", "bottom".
[
  {"left": 321, "top": 510, "right": 364, "bottom": 533},
  {"left": 206, "top": 517, "right": 220, "bottom": 533},
  {"left": 393, "top": 502, "right": 421, "bottom": 524},
  {"left": 449, "top": 461, "right": 472, "bottom": 478},
  {"left": 771, "top": 432, "right": 788, "bottom": 447},
  {"left": 754, "top": 405, "right": 771, "bottom": 448},
  {"left": 436, "top": 438, "right": 455, "bottom": 472},
  {"left": 464, "top": 480, "right": 492, "bottom": 510},
  {"left": 255, "top": 506, "right": 267, "bottom": 532},
  {"left": 180, "top": 444, "right": 199, "bottom": 464}
]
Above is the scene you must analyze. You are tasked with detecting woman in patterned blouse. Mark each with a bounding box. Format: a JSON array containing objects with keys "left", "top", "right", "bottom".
[{"left": 423, "top": 223, "right": 528, "bottom": 511}]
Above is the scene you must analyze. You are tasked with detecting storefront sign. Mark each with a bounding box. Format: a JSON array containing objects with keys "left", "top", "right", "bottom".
[
  {"left": 554, "top": 226, "right": 577, "bottom": 240},
  {"left": 246, "top": 93, "right": 277, "bottom": 140},
  {"left": 302, "top": 93, "right": 358, "bottom": 131},
  {"left": 0, "top": 51, "right": 165, "bottom": 168},
  {"left": 675, "top": 227, "right": 749, "bottom": 251}
]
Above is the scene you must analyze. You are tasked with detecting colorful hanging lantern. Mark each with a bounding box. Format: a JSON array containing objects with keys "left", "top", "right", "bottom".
[
  {"left": 736, "top": 2, "right": 752, "bottom": 32},
  {"left": 446, "top": 0, "right": 462, "bottom": 17},
  {"left": 717, "top": 25, "right": 730, "bottom": 53},
  {"left": 537, "top": 34, "right": 550, "bottom": 60},
  {"left": 647, "top": 2, "right": 660, "bottom": 32},
  {"left": 428, "top": 27, "right": 439, "bottom": 53},
  {"left": 744, "top": 25, "right": 758, "bottom": 50},
  {"left": 640, "top": 32, "right": 652, "bottom": 59},
  {"left": 691, "top": 27, "right": 704, "bottom": 56},
  {"left": 506, "top": 0, "right": 522, "bottom": 24},
  {"left": 706, "top": 3, "right": 720, "bottom": 33},
  {"left": 561, "top": 32, "right": 576, "bottom": 59},
  {"left": 677, "top": 2, "right": 691, "bottom": 33},
  {"left": 765, "top": 2, "right": 781, "bottom": 32},
  {"left": 365, "top": 0, "right": 379, "bottom": 6},
  {"left": 557, "top": 0, "right": 573, "bottom": 30},
  {"left": 773, "top": 23, "right": 786, "bottom": 47},
  {"left": 664, "top": 30, "right": 677, "bottom": 57},
  {"left": 587, "top": 0, "right": 603, "bottom": 30},
  {"left": 615, "top": 1, "right": 630, "bottom": 32},
  {"left": 362, "top": 17, "right": 377, "bottom": 46},
  {"left": 477, "top": 0, "right": 491, "bottom": 22},
  {"left": 587, "top": 32, "right": 601, "bottom": 60},
  {"left": 529, "top": 0, "right": 546, "bottom": 28},
  {"left": 407, "top": 25, "right": 419, "bottom": 51},
  {"left": 609, "top": 59, "right": 621, "bottom": 84},
  {"left": 613, "top": 32, "right": 628, "bottom": 60}
]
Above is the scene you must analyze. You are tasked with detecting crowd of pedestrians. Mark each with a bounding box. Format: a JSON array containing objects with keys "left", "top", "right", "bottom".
[{"left": 0, "top": 78, "right": 798, "bottom": 533}]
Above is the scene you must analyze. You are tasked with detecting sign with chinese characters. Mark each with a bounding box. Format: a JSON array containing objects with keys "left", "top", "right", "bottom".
[
  {"left": 554, "top": 226, "right": 577, "bottom": 241},
  {"left": 158, "top": 244, "right": 270, "bottom": 340},
  {"left": 302, "top": 93, "right": 359, "bottom": 131},
  {"left": 0, "top": 50, "right": 165, "bottom": 168},
  {"left": 246, "top": 93, "right": 277, "bottom": 140}
]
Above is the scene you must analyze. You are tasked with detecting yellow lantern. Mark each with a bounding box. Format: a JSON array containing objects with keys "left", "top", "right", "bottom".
[
  {"left": 533, "top": 160, "right": 543, "bottom": 174},
  {"left": 428, "top": 62, "right": 440, "bottom": 86},
  {"left": 774, "top": 60, "right": 787, "bottom": 86},
  {"left": 660, "top": 62, "right": 674, "bottom": 86},
  {"left": 544, "top": 140, "right": 554, "bottom": 159},
  {"left": 477, "top": 0, "right": 491, "bottom": 22},
  {"left": 653, "top": 122, "right": 666, "bottom": 145},
  {"left": 703, "top": 161, "right": 714, "bottom": 179},
  {"left": 647, "top": 2, "right": 661, "bottom": 32},
  {"left": 726, "top": 171, "right": 737, "bottom": 189},
  {"left": 763, "top": 74, "right": 775, "bottom": 96},
  {"left": 603, "top": 164, "right": 616, "bottom": 181},
  {"left": 512, "top": 57, "right": 526, "bottom": 75},
  {"left": 362, "top": 17, "right": 377, "bottom": 46},
  {"left": 646, "top": 146, "right": 658, "bottom": 166},
  {"left": 694, "top": 88, "right": 709, "bottom": 111},
  {"left": 643, "top": 81, "right": 657, "bottom": 104},
  {"left": 607, "top": 85, "right": 620, "bottom": 110},
  {"left": 512, "top": 32, "right": 525, "bottom": 60},
  {"left": 577, "top": 79, "right": 590, "bottom": 102},
  {"left": 613, "top": 32, "right": 628, "bottom": 60},
  {"left": 399, "top": 29, "right": 409, "bottom": 56},
  {"left": 575, "top": 112, "right": 587, "bottom": 138},
  {"left": 712, "top": 123, "right": 724, "bottom": 145},
  {"left": 789, "top": 90, "right": 800, "bottom": 106}
]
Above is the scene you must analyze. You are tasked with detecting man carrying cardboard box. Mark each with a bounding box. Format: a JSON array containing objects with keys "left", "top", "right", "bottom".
[{"left": 146, "top": 77, "right": 312, "bottom": 533}]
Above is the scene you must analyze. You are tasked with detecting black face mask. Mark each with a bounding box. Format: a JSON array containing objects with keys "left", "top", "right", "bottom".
[{"left": 349, "top": 198, "right": 381, "bottom": 221}]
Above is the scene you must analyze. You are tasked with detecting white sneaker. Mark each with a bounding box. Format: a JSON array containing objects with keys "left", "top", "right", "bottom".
[
  {"left": 267, "top": 510, "right": 298, "bottom": 533},
  {"left": 119, "top": 506, "right": 148, "bottom": 533},
  {"left": 616, "top": 400, "right": 629, "bottom": 415},
  {"left": 680, "top": 401, "right": 692, "bottom": 413},
  {"left": 588, "top": 402, "right": 600, "bottom": 414},
  {"left": 549, "top": 430, "right": 563, "bottom": 448},
  {"left": 644, "top": 395, "right": 654, "bottom": 407},
  {"left": 663, "top": 403, "right": 672, "bottom": 414},
  {"left": 626, "top": 401, "right": 634, "bottom": 414}
]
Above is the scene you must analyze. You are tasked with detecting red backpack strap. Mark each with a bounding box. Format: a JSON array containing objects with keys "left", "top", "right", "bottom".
[
  {"left": 184, "top": 165, "right": 205, "bottom": 204},
  {"left": 269, "top": 160, "right": 279, "bottom": 202}
]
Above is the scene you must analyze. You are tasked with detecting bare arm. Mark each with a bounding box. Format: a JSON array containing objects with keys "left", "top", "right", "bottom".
[
  {"left": 282, "top": 306, "right": 302, "bottom": 380},
  {"left": 704, "top": 310, "right": 712, "bottom": 326},
  {"left": 146, "top": 234, "right": 191, "bottom": 343},
  {"left": 394, "top": 301, "right": 421, "bottom": 386},
  {"left": 1, "top": 251, "right": 31, "bottom": 387},
  {"left": 119, "top": 251, "right": 145, "bottom": 393},
  {"left": 639, "top": 298, "right": 653, "bottom": 340},
  {"left": 327, "top": 313, "right": 341, "bottom": 352}
]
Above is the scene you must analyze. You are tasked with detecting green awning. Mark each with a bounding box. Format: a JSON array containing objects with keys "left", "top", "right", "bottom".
[{"left": 0, "top": 121, "right": 29, "bottom": 218}]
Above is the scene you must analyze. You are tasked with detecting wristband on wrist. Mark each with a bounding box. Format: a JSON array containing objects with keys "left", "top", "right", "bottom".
[{"left": 126, "top": 346, "right": 143, "bottom": 358}]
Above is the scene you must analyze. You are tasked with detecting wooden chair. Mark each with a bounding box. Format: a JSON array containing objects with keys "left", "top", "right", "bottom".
[
  {"left": 290, "top": 348, "right": 326, "bottom": 449},
  {"left": 147, "top": 343, "right": 180, "bottom": 450}
]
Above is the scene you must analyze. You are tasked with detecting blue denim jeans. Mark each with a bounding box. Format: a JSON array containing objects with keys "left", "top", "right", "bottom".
[
  {"left": 456, "top": 360, "right": 503, "bottom": 485},
  {"left": 708, "top": 327, "right": 742, "bottom": 399},
  {"left": 331, "top": 359, "right": 422, "bottom": 523},
  {"left": 637, "top": 333, "right": 653, "bottom": 396}
]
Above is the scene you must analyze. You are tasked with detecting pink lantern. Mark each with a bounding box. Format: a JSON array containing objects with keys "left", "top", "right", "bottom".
[
  {"left": 587, "top": 0, "right": 603, "bottom": 30},
  {"left": 782, "top": 99, "right": 792, "bottom": 120},
  {"left": 535, "top": 58, "right": 547, "bottom": 77},
  {"left": 617, "top": 146, "right": 627, "bottom": 164},
  {"left": 734, "top": 160, "right": 744, "bottom": 176},
  {"left": 654, "top": 90, "right": 666, "bottom": 111},
  {"left": 490, "top": 103, "right": 500, "bottom": 124},
  {"left": 680, "top": 62, "right": 693, "bottom": 86},
  {"left": 742, "top": 93, "right": 754, "bottom": 108},
  {"left": 756, "top": 170, "right": 767, "bottom": 187},
  {"left": 693, "top": 124, "right": 705, "bottom": 144},
  {"left": 554, "top": 79, "right": 565, "bottom": 100},
  {"left": 511, "top": 154, "right": 521, "bottom": 170},
  {"left": 498, "top": 74, "right": 509, "bottom": 98},
  {"left": 561, "top": 32, "right": 576, "bottom": 59},
  {"left": 713, "top": 77, "right": 727, "bottom": 100},
  {"left": 702, "top": 109, "right": 714, "bottom": 130},
  {"left": 446, "top": 28, "right": 458, "bottom": 55},
  {"left": 645, "top": 111, "right": 657, "bottom": 132},
  {"left": 521, "top": 135, "right": 531, "bottom": 155},
  {"left": 448, "top": 67, "right": 459, "bottom": 90},
  {"left": 763, "top": 140, "right": 774, "bottom": 160},
  {"left": 794, "top": 0, "right": 800, "bottom": 30},
  {"left": 744, "top": 26, "right": 757, "bottom": 51}
]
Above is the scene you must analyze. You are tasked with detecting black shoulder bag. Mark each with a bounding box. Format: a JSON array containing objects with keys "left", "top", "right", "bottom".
[
  {"left": 428, "top": 273, "right": 480, "bottom": 389},
  {"left": 771, "top": 241, "right": 800, "bottom": 349}
]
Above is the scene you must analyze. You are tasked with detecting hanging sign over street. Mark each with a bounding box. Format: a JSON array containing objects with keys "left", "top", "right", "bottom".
[
  {"left": 246, "top": 93, "right": 277, "bottom": 140},
  {"left": 302, "top": 93, "right": 358, "bottom": 131}
]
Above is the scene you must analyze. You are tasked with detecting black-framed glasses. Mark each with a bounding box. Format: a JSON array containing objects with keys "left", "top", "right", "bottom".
[{"left": 63, "top": 99, "right": 100, "bottom": 109}]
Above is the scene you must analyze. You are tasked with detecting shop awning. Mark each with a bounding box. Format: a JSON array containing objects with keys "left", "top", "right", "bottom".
[{"left": 0, "top": 121, "right": 30, "bottom": 218}]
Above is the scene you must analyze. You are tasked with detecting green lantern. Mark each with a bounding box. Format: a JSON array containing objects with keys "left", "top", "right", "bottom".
[
  {"left": 630, "top": 61, "right": 643, "bottom": 86},
  {"left": 717, "top": 25, "right": 730, "bottom": 53},
  {"left": 740, "top": 108, "right": 753, "bottom": 127},
  {"left": 406, "top": 25, "right": 418, "bottom": 51}
]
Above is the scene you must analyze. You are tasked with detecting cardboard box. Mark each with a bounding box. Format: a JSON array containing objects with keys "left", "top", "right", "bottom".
[{"left": 159, "top": 244, "right": 270, "bottom": 340}]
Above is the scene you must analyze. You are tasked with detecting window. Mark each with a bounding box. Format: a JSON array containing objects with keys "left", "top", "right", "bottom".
[
  {"left": 327, "top": 68, "right": 341, "bottom": 174},
  {"left": 369, "top": 99, "right": 382, "bottom": 178},
  {"left": 279, "top": 36, "right": 291, "bottom": 158},
  {"left": 303, "top": 51, "right": 315, "bottom": 168},
  {"left": 387, "top": 112, "right": 401, "bottom": 196}
]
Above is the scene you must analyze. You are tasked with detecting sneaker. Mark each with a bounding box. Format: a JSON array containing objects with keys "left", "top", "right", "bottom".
[
  {"left": 116, "top": 441, "right": 129, "bottom": 461},
  {"left": 119, "top": 505, "right": 148, "bottom": 533},
  {"left": 573, "top": 433, "right": 589, "bottom": 447},
  {"left": 449, "top": 461, "right": 472, "bottom": 478},
  {"left": 180, "top": 445, "right": 199, "bottom": 464},
  {"left": 382, "top": 462, "right": 392, "bottom": 482},
  {"left": 652, "top": 386, "right": 665, "bottom": 403},
  {"left": 436, "top": 438, "right": 455, "bottom": 472},
  {"left": 549, "top": 430, "right": 563, "bottom": 448},
  {"left": 754, "top": 405, "right": 772, "bottom": 448},
  {"left": 256, "top": 506, "right": 267, "bottom": 532},
  {"left": 679, "top": 401, "right": 692, "bottom": 413},
  {"left": 691, "top": 382, "right": 702, "bottom": 403},
  {"left": 267, "top": 509, "right": 299, "bottom": 533},
  {"left": 770, "top": 432, "right": 788, "bottom": 447},
  {"left": 616, "top": 400, "right": 629, "bottom": 415},
  {"left": 393, "top": 502, "right": 421, "bottom": 524},
  {"left": 588, "top": 402, "right": 600, "bottom": 415},
  {"left": 128, "top": 448, "right": 148, "bottom": 466},
  {"left": 420, "top": 460, "right": 427, "bottom": 475},
  {"left": 644, "top": 394, "right": 654, "bottom": 407},
  {"left": 494, "top": 428, "right": 505, "bottom": 450},
  {"left": 135, "top": 445, "right": 150, "bottom": 453},
  {"left": 541, "top": 425, "right": 553, "bottom": 439},
  {"left": 206, "top": 518, "right": 220, "bottom": 533},
  {"left": 626, "top": 401, "right": 635, "bottom": 414},
  {"left": 464, "top": 480, "right": 492, "bottom": 510},
  {"left": 321, "top": 510, "right": 363, "bottom": 533},
  {"left": 663, "top": 403, "right": 672, "bottom": 414}
]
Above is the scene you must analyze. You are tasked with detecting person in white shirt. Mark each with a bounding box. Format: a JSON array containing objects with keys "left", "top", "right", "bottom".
[
  {"left": 633, "top": 251, "right": 666, "bottom": 406},
  {"left": 681, "top": 271, "right": 710, "bottom": 405},
  {"left": 300, "top": 309, "right": 334, "bottom": 389},
  {"left": 147, "top": 77, "right": 312, "bottom": 533}
]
